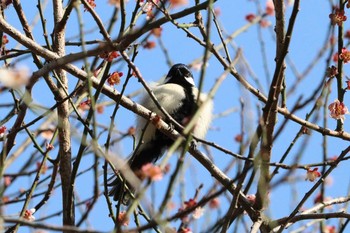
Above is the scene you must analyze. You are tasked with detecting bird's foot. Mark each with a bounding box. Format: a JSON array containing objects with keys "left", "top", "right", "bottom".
[
  {"left": 168, "top": 122, "right": 175, "bottom": 132},
  {"left": 190, "top": 140, "right": 198, "bottom": 150}
]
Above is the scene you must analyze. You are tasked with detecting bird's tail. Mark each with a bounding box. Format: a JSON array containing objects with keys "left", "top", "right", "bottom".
[
  {"left": 107, "top": 174, "right": 132, "bottom": 204},
  {"left": 107, "top": 141, "right": 168, "bottom": 203}
]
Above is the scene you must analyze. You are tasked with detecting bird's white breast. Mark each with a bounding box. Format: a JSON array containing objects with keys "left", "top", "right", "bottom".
[
  {"left": 192, "top": 90, "right": 213, "bottom": 140},
  {"left": 142, "top": 84, "right": 187, "bottom": 116},
  {"left": 136, "top": 84, "right": 186, "bottom": 144},
  {"left": 135, "top": 83, "right": 213, "bottom": 146}
]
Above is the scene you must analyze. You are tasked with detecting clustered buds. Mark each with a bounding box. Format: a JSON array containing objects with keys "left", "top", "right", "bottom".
[
  {"left": 169, "top": 0, "right": 188, "bottom": 7},
  {"left": 107, "top": 71, "right": 123, "bottom": 86},
  {"left": 137, "top": 163, "right": 163, "bottom": 181},
  {"left": 23, "top": 208, "right": 36, "bottom": 221},
  {"left": 178, "top": 228, "right": 193, "bottom": 233},
  {"left": 305, "top": 168, "right": 321, "bottom": 182},
  {"left": 99, "top": 51, "right": 120, "bottom": 62},
  {"left": 339, "top": 48, "right": 350, "bottom": 63},
  {"left": 328, "top": 99, "right": 349, "bottom": 123},
  {"left": 324, "top": 225, "right": 336, "bottom": 233},
  {"left": 178, "top": 198, "right": 204, "bottom": 222},
  {"left": 84, "top": 0, "right": 96, "bottom": 11},
  {"left": 127, "top": 126, "right": 136, "bottom": 136},
  {"left": 79, "top": 99, "right": 91, "bottom": 111},
  {"left": 0, "top": 125, "right": 6, "bottom": 137},
  {"left": 329, "top": 9, "right": 347, "bottom": 26},
  {"left": 244, "top": 0, "right": 274, "bottom": 28},
  {"left": 326, "top": 6, "right": 350, "bottom": 126},
  {"left": 326, "top": 65, "right": 338, "bottom": 78},
  {"left": 117, "top": 211, "right": 130, "bottom": 226}
]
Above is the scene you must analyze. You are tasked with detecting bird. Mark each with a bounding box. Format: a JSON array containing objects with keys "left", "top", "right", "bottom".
[{"left": 108, "top": 63, "right": 213, "bottom": 202}]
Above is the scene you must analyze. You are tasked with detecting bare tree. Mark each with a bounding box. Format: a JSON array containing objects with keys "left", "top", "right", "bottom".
[{"left": 0, "top": 0, "right": 349, "bottom": 232}]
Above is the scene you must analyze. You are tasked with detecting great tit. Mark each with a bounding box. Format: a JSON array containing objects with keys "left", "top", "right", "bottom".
[{"left": 108, "top": 63, "right": 213, "bottom": 202}]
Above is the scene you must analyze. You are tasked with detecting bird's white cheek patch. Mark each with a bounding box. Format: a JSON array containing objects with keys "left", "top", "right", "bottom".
[{"left": 185, "top": 76, "right": 195, "bottom": 86}]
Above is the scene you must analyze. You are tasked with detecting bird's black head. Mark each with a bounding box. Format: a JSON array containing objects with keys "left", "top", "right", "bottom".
[{"left": 163, "top": 63, "right": 195, "bottom": 88}]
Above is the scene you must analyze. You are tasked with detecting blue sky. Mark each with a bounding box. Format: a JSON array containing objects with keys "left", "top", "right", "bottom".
[{"left": 2, "top": 0, "right": 350, "bottom": 232}]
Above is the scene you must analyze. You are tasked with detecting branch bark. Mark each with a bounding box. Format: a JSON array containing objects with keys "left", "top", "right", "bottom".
[{"left": 52, "top": 0, "right": 74, "bottom": 228}]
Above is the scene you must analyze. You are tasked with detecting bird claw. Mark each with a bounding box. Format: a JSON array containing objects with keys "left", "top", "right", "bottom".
[
  {"left": 168, "top": 122, "right": 175, "bottom": 132},
  {"left": 190, "top": 140, "right": 198, "bottom": 150}
]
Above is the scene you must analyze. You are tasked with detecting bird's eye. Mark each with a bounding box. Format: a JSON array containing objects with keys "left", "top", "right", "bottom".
[{"left": 179, "top": 68, "right": 191, "bottom": 77}]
